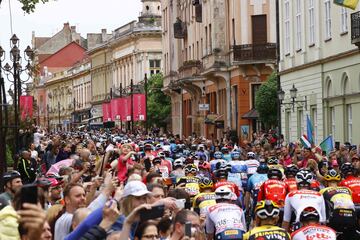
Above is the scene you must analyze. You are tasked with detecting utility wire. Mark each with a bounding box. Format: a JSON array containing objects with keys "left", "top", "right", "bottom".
[{"left": 8, "top": 0, "right": 14, "bottom": 35}]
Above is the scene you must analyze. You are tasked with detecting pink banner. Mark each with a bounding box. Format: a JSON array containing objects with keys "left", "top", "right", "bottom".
[
  {"left": 122, "top": 96, "right": 132, "bottom": 122},
  {"left": 102, "top": 103, "right": 112, "bottom": 122},
  {"left": 133, "top": 94, "right": 146, "bottom": 121},
  {"left": 20, "top": 96, "right": 33, "bottom": 121},
  {"left": 111, "top": 98, "right": 123, "bottom": 121}
]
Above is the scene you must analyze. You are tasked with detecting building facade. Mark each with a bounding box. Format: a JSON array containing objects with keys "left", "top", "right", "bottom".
[
  {"left": 162, "top": 0, "right": 276, "bottom": 140},
  {"left": 279, "top": 1, "right": 360, "bottom": 144}
]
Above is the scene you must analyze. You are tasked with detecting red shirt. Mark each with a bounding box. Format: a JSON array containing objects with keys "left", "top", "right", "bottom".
[
  {"left": 214, "top": 180, "right": 241, "bottom": 197},
  {"left": 284, "top": 178, "right": 297, "bottom": 193},
  {"left": 340, "top": 175, "right": 360, "bottom": 204},
  {"left": 257, "top": 179, "right": 287, "bottom": 207},
  {"left": 117, "top": 154, "right": 134, "bottom": 183}
]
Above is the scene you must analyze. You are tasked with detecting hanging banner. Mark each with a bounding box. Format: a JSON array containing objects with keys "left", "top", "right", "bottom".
[
  {"left": 121, "top": 96, "right": 132, "bottom": 122},
  {"left": 133, "top": 94, "right": 146, "bottom": 121},
  {"left": 102, "top": 102, "right": 112, "bottom": 122},
  {"left": 110, "top": 98, "right": 123, "bottom": 121},
  {"left": 20, "top": 96, "right": 33, "bottom": 121}
]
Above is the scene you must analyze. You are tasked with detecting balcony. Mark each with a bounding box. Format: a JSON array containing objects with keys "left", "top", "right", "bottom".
[
  {"left": 351, "top": 11, "right": 360, "bottom": 49},
  {"left": 178, "top": 60, "right": 203, "bottom": 79},
  {"left": 233, "top": 43, "right": 276, "bottom": 62},
  {"left": 174, "top": 18, "right": 187, "bottom": 39}
]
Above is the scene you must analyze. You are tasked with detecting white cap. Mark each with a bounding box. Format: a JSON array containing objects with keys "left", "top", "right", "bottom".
[{"left": 122, "top": 181, "right": 151, "bottom": 199}]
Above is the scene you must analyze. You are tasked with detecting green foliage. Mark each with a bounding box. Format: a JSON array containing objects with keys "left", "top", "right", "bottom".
[
  {"left": 146, "top": 74, "right": 171, "bottom": 129},
  {"left": 6, "top": 145, "right": 14, "bottom": 167},
  {"left": 255, "top": 72, "right": 278, "bottom": 129},
  {"left": 18, "top": 0, "right": 50, "bottom": 14}
]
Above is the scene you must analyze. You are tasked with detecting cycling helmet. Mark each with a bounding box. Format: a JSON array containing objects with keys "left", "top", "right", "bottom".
[
  {"left": 267, "top": 168, "right": 283, "bottom": 180},
  {"left": 35, "top": 178, "right": 52, "bottom": 189},
  {"left": 190, "top": 144, "right": 198, "bottom": 151},
  {"left": 340, "top": 162, "right": 354, "bottom": 176},
  {"left": 153, "top": 157, "right": 162, "bottom": 165},
  {"left": 285, "top": 164, "right": 299, "bottom": 177},
  {"left": 300, "top": 207, "right": 320, "bottom": 222},
  {"left": 199, "top": 177, "right": 213, "bottom": 189},
  {"left": 230, "top": 151, "right": 241, "bottom": 160},
  {"left": 267, "top": 156, "right": 279, "bottom": 165},
  {"left": 226, "top": 163, "right": 232, "bottom": 173},
  {"left": 173, "top": 158, "right": 184, "bottom": 169},
  {"left": 295, "top": 169, "right": 313, "bottom": 187},
  {"left": 221, "top": 147, "right": 229, "bottom": 154},
  {"left": 185, "top": 156, "right": 195, "bottom": 165},
  {"left": 184, "top": 164, "right": 198, "bottom": 174},
  {"left": 324, "top": 169, "right": 341, "bottom": 182},
  {"left": 196, "top": 152, "right": 206, "bottom": 161},
  {"left": 257, "top": 162, "right": 269, "bottom": 174},
  {"left": 255, "top": 200, "right": 280, "bottom": 219},
  {"left": 198, "top": 161, "right": 210, "bottom": 170},
  {"left": 214, "top": 151, "right": 223, "bottom": 160},
  {"left": 47, "top": 178, "right": 62, "bottom": 187},
  {"left": 157, "top": 152, "right": 165, "bottom": 158},
  {"left": 182, "top": 149, "right": 190, "bottom": 157},
  {"left": 215, "top": 163, "right": 229, "bottom": 178},
  {"left": 247, "top": 152, "right": 256, "bottom": 159},
  {"left": 2, "top": 171, "right": 21, "bottom": 184},
  {"left": 214, "top": 186, "right": 236, "bottom": 201}
]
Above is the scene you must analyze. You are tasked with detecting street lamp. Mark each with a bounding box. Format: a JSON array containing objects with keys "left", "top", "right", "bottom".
[
  {"left": 278, "top": 84, "right": 307, "bottom": 112},
  {"left": 0, "top": 34, "right": 34, "bottom": 175}
]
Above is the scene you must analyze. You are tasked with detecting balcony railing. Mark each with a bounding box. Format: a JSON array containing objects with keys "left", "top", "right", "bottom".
[
  {"left": 174, "top": 18, "right": 187, "bottom": 39},
  {"left": 178, "top": 60, "right": 203, "bottom": 79},
  {"left": 351, "top": 11, "right": 360, "bottom": 48},
  {"left": 233, "top": 43, "right": 276, "bottom": 62}
]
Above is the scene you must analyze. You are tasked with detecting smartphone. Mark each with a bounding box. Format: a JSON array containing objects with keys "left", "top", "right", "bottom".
[
  {"left": 175, "top": 199, "right": 186, "bottom": 209},
  {"left": 185, "top": 222, "right": 192, "bottom": 237},
  {"left": 335, "top": 142, "right": 340, "bottom": 151},
  {"left": 20, "top": 184, "right": 38, "bottom": 208},
  {"left": 139, "top": 205, "right": 165, "bottom": 221}
]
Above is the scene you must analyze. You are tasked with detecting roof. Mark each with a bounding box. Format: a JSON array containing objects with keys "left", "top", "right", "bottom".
[
  {"left": 241, "top": 109, "right": 259, "bottom": 119},
  {"left": 34, "top": 37, "right": 50, "bottom": 48},
  {"left": 39, "top": 41, "right": 87, "bottom": 64}
]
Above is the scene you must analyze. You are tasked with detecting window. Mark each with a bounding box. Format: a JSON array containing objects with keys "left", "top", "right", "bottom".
[
  {"left": 308, "top": 0, "right": 315, "bottom": 44},
  {"left": 296, "top": 0, "right": 302, "bottom": 50},
  {"left": 297, "top": 109, "right": 304, "bottom": 138},
  {"left": 209, "top": 24, "right": 212, "bottom": 52},
  {"left": 251, "top": 84, "right": 261, "bottom": 109},
  {"left": 324, "top": 0, "right": 332, "bottom": 39},
  {"left": 285, "top": 111, "right": 291, "bottom": 142},
  {"left": 149, "top": 60, "right": 161, "bottom": 75},
  {"left": 205, "top": 27, "right": 208, "bottom": 55},
  {"left": 341, "top": 7, "right": 348, "bottom": 33},
  {"left": 330, "top": 107, "right": 335, "bottom": 136},
  {"left": 284, "top": 0, "right": 290, "bottom": 54},
  {"left": 347, "top": 105, "right": 352, "bottom": 142},
  {"left": 311, "top": 107, "right": 317, "bottom": 144},
  {"left": 232, "top": 18, "right": 236, "bottom": 45}
]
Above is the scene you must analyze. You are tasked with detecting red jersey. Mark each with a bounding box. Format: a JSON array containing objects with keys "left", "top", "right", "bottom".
[
  {"left": 257, "top": 179, "right": 287, "bottom": 207},
  {"left": 284, "top": 178, "right": 297, "bottom": 193},
  {"left": 214, "top": 180, "right": 241, "bottom": 197},
  {"left": 340, "top": 175, "right": 360, "bottom": 204}
]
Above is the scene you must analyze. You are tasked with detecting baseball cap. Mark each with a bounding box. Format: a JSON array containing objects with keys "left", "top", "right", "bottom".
[{"left": 122, "top": 181, "right": 151, "bottom": 199}]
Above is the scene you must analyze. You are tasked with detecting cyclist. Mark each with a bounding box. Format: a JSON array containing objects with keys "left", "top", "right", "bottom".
[
  {"left": 176, "top": 164, "right": 200, "bottom": 199},
  {"left": 282, "top": 169, "right": 326, "bottom": 232},
  {"left": 245, "top": 152, "right": 260, "bottom": 178},
  {"left": 257, "top": 168, "right": 287, "bottom": 208},
  {"left": 0, "top": 171, "right": 23, "bottom": 207},
  {"left": 205, "top": 186, "right": 246, "bottom": 239},
  {"left": 291, "top": 207, "right": 336, "bottom": 240},
  {"left": 213, "top": 163, "right": 241, "bottom": 198},
  {"left": 228, "top": 150, "right": 248, "bottom": 191},
  {"left": 284, "top": 164, "right": 298, "bottom": 193},
  {"left": 210, "top": 151, "right": 226, "bottom": 173},
  {"left": 320, "top": 169, "right": 358, "bottom": 239},
  {"left": 170, "top": 158, "right": 185, "bottom": 183},
  {"left": 193, "top": 177, "right": 216, "bottom": 215},
  {"left": 243, "top": 200, "right": 290, "bottom": 240},
  {"left": 221, "top": 147, "right": 231, "bottom": 162},
  {"left": 267, "top": 156, "right": 284, "bottom": 176},
  {"left": 339, "top": 162, "right": 360, "bottom": 205}
]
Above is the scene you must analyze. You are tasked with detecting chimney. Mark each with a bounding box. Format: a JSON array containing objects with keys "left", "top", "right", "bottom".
[
  {"left": 101, "top": 29, "right": 107, "bottom": 42},
  {"left": 63, "top": 22, "right": 70, "bottom": 28},
  {"left": 71, "top": 26, "right": 76, "bottom": 31}
]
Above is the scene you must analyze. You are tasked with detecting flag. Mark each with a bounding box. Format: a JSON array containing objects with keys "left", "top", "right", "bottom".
[
  {"left": 320, "top": 136, "right": 334, "bottom": 155},
  {"left": 334, "top": 0, "right": 359, "bottom": 10},
  {"left": 20, "top": 96, "right": 33, "bottom": 121},
  {"left": 132, "top": 94, "right": 146, "bottom": 121},
  {"left": 306, "top": 115, "right": 314, "bottom": 146},
  {"left": 102, "top": 103, "right": 112, "bottom": 122},
  {"left": 300, "top": 135, "right": 312, "bottom": 149}
]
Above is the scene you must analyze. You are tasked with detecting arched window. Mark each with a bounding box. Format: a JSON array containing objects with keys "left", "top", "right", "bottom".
[
  {"left": 325, "top": 77, "right": 332, "bottom": 98},
  {"left": 341, "top": 73, "right": 350, "bottom": 95}
]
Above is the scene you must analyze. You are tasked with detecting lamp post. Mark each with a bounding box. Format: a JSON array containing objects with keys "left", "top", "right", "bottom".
[
  {"left": 278, "top": 84, "right": 307, "bottom": 112},
  {"left": 0, "top": 34, "right": 33, "bottom": 173},
  {"left": 58, "top": 101, "right": 61, "bottom": 131}
]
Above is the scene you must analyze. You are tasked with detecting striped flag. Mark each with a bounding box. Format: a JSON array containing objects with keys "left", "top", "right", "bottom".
[
  {"left": 320, "top": 135, "right": 334, "bottom": 155},
  {"left": 300, "top": 135, "right": 312, "bottom": 149},
  {"left": 306, "top": 115, "right": 314, "bottom": 146},
  {"left": 334, "top": 0, "right": 359, "bottom": 10}
]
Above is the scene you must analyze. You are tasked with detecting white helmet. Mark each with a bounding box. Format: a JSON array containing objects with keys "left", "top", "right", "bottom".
[
  {"left": 173, "top": 158, "right": 184, "bottom": 168},
  {"left": 247, "top": 152, "right": 256, "bottom": 159},
  {"left": 214, "top": 186, "right": 237, "bottom": 201}
]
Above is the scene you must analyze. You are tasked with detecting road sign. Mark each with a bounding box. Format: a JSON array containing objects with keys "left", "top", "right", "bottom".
[
  {"left": 139, "top": 115, "right": 145, "bottom": 121},
  {"left": 199, "top": 104, "right": 209, "bottom": 111}
]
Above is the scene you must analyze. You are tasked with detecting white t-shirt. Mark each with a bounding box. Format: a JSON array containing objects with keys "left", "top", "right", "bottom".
[
  {"left": 33, "top": 132, "right": 44, "bottom": 147},
  {"left": 54, "top": 212, "right": 73, "bottom": 240},
  {"left": 283, "top": 189, "right": 326, "bottom": 223}
]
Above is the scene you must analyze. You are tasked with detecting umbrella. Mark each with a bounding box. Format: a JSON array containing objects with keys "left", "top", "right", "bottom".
[{"left": 46, "top": 159, "right": 74, "bottom": 175}]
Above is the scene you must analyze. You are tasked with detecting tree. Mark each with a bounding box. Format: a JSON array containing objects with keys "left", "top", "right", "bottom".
[
  {"left": 18, "top": 0, "right": 50, "bottom": 14},
  {"left": 146, "top": 74, "right": 171, "bottom": 129},
  {"left": 255, "top": 72, "right": 278, "bottom": 129}
]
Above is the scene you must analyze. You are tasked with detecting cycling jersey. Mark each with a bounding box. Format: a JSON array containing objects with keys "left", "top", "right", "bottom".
[
  {"left": 223, "top": 154, "right": 232, "bottom": 162},
  {"left": 229, "top": 160, "right": 248, "bottom": 190},
  {"left": 210, "top": 159, "right": 226, "bottom": 173},
  {"left": 320, "top": 186, "right": 355, "bottom": 211},
  {"left": 284, "top": 178, "right": 297, "bottom": 193},
  {"left": 245, "top": 159, "right": 260, "bottom": 176},
  {"left": 257, "top": 179, "right": 287, "bottom": 207},
  {"left": 176, "top": 176, "right": 200, "bottom": 197},
  {"left": 192, "top": 192, "right": 216, "bottom": 215},
  {"left": 205, "top": 202, "right": 246, "bottom": 239},
  {"left": 247, "top": 173, "right": 268, "bottom": 196},
  {"left": 214, "top": 180, "right": 241, "bottom": 197},
  {"left": 291, "top": 224, "right": 336, "bottom": 240},
  {"left": 283, "top": 189, "right": 326, "bottom": 224},
  {"left": 243, "top": 225, "right": 290, "bottom": 240},
  {"left": 339, "top": 175, "right": 360, "bottom": 204}
]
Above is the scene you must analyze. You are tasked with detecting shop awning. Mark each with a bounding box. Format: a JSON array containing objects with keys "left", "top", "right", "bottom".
[{"left": 241, "top": 109, "right": 259, "bottom": 119}]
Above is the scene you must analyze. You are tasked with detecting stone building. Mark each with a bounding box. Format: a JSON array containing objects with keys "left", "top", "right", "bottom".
[
  {"left": 279, "top": 1, "right": 360, "bottom": 144},
  {"left": 161, "top": 0, "right": 276, "bottom": 140}
]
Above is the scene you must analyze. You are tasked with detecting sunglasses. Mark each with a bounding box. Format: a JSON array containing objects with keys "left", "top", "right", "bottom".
[
  {"left": 256, "top": 208, "right": 280, "bottom": 219},
  {"left": 185, "top": 168, "right": 197, "bottom": 173},
  {"left": 268, "top": 158, "right": 279, "bottom": 164}
]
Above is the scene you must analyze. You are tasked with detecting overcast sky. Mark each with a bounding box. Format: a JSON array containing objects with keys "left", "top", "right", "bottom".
[{"left": 0, "top": 0, "right": 142, "bottom": 58}]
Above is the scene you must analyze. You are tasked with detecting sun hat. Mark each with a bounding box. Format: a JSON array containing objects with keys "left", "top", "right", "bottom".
[{"left": 121, "top": 180, "right": 151, "bottom": 199}]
